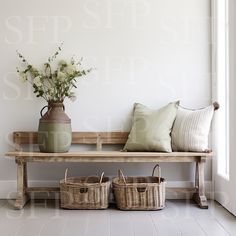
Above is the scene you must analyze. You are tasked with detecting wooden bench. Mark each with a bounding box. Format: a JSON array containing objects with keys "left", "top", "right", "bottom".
[{"left": 5, "top": 131, "right": 213, "bottom": 210}]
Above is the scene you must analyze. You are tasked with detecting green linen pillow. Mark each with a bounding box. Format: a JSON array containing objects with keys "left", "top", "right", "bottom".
[{"left": 124, "top": 101, "right": 179, "bottom": 152}]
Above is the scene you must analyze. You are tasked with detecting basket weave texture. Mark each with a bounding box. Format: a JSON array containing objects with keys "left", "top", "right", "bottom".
[
  {"left": 60, "top": 170, "right": 110, "bottom": 209},
  {"left": 112, "top": 164, "right": 165, "bottom": 210}
]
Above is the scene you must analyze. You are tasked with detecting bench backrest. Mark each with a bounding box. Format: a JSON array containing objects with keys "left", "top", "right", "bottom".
[{"left": 13, "top": 131, "right": 129, "bottom": 150}]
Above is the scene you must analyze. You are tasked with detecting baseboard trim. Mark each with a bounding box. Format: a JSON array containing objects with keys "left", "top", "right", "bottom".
[{"left": 0, "top": 180, "right": 213, "bottom": 200}]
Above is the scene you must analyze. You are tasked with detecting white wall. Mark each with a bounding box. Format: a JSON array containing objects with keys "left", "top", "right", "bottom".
[{"left": 0, "top": 0, "right": 212, "bottom": 198}]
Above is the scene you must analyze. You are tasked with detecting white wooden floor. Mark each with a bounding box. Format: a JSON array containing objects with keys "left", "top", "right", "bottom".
[{"left": 0, "top": 200, "right": 235, "bottom": 236}]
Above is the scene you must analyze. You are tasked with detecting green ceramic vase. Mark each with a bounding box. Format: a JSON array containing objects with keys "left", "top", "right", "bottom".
[{"left": 38, "top": 102, "right": 72, "bottom": 153}]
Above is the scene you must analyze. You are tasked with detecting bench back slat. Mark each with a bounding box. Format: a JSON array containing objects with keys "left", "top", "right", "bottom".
[{"left": 13, "top": 131, "right": 129, "bottom": 146}]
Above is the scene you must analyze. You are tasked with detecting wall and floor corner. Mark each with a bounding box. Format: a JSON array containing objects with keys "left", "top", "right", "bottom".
[{"left": 0, "top": 0, "right": 212, "bottom": 199}]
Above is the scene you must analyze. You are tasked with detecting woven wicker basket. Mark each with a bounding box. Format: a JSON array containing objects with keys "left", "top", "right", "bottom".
[
  {"left": 113, "top": 164, "right": 165, "bottom": 210},
  {"left": 60, "top": 169, "right": 110, "bottom": 209}
]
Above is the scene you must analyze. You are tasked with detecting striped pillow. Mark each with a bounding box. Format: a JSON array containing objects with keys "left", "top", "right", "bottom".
[{"left": 171, "top": 104, "right": 215, "bottom": 152}]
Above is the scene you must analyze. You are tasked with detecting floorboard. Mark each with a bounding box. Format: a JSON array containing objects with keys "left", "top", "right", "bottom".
[{"left": 0, "top": 200, "right": 234, "bottom": 236}]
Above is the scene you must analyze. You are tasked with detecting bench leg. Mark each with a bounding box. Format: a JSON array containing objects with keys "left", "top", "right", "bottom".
[
  {"left": 15, "top": 159, "right": 29, "bottom": 209},
  {"left": 193, "top": 157, "right": 208, "bottom": 209}
]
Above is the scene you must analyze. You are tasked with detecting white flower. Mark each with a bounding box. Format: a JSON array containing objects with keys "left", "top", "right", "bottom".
[
  {"left": 33, "top": 76, "right": 42, "bottom": 87},
  {"left": 57, "top": 71, "right": 66, "bottom": 82},
  {"left": 48, "top": 88, "right": 54, "bottom": 96},
  {"left": 66, "top": 63, "right": 76, "bottom": 74},
  {"left": 58, "top": 60, "right": 67, "bottom": 66},
  {"left": 19, "top": 72, "right": 27, "bottom": 82}
]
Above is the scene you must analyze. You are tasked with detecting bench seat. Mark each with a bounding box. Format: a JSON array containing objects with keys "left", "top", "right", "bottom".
[{"left": 6, "top": 151, "right": 212, "bottom": 162}]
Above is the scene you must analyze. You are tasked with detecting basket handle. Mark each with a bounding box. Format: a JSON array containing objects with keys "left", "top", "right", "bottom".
[
  {"left": 99, "top": 172, "right": 105, "bottom": 184},
  {"left": 85, "top": 172, "right": 105, "bottom": 184},
  {"left": 152, "top": 164, "right": 161, "bottom": 184},
  {"left": 118, "top": 169, "right": 126, "bottom": 184},
  {"left": 64, "top": 168, "right": 68, "bottom": 183},
  {"left": 137, "top": 187, "right": 148, "bottom": 193}
]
